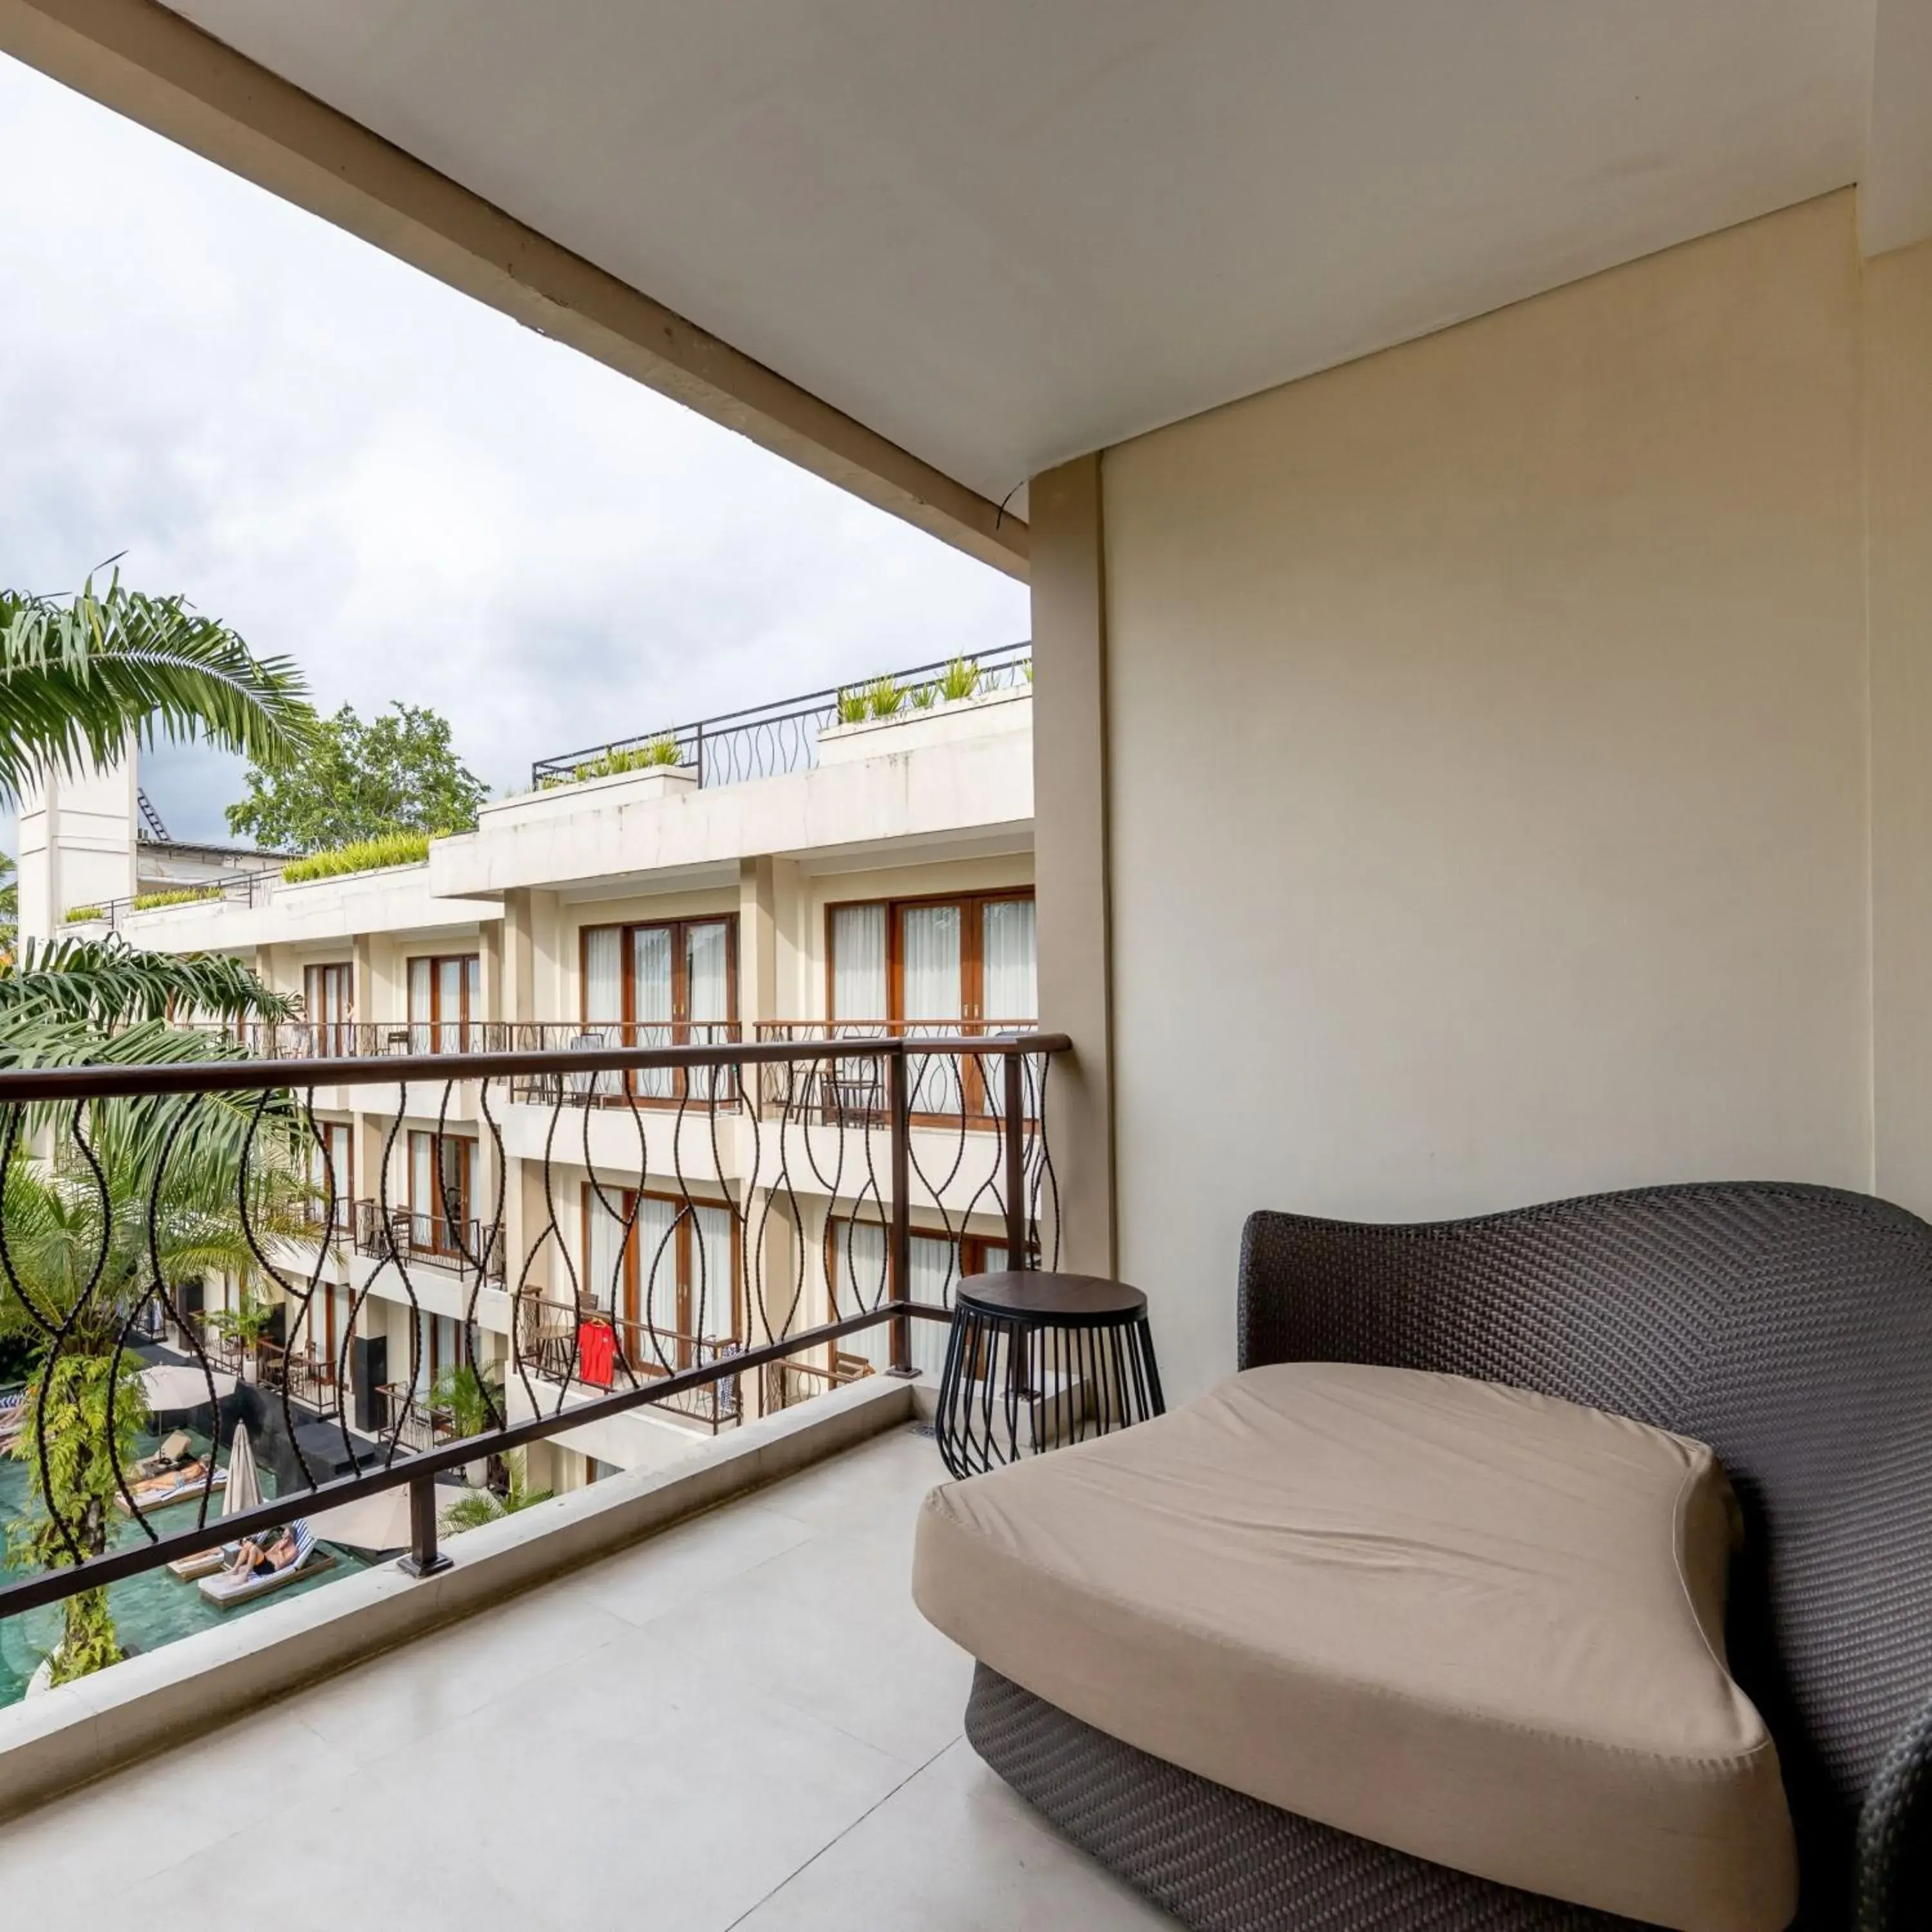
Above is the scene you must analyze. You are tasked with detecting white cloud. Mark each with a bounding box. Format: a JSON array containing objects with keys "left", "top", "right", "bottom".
[{"left": 0, "top": 53, "right": 1027, "bottom": 845}]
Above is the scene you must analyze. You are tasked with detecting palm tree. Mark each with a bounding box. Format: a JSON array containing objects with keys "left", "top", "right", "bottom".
[
  {"left": 0, "top": 573, "right": 311, "bottom": 802},
  {"left": 0, "top": 940, "right": 309, "bottom": 1681},
  {"left": 441, "top": 1450, "right": 552, "bottom": 1533},
  {"left": 1, "top": 1105, "right": 314, "bottom": 1681}
]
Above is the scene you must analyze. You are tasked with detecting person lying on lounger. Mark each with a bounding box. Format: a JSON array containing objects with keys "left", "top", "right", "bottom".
[
  {"left": 224, "top": 1527, "right": 298, "bottom": 1581},
  {"left": 131, "top": 1457, "right": 207, "bottom": 1499}
]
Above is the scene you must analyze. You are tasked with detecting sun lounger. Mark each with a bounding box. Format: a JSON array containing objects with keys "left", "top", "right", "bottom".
[
  {"left": 166, "top": 1542, "right": 237, "bottom": 1581},
  {"left": 196, "top": 1521, "right": 332, "bottom": 1607},
  {"left": 117, "top": 1466, "right": 227, "bottom": 1513}
]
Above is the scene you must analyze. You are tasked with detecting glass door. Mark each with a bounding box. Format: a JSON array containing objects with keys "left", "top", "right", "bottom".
[{"left": 305, "top": 961, "right": 352, "bottom": 1057}]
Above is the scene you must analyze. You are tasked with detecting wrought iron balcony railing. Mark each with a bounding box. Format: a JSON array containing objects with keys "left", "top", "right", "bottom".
[
  {"left": 0, "top": 1030, "right": 1065, "bottom": 1627},
  {"left": 515, "top": 1296, "right": 745, "bottom": 1430},
  {"left": 354, "top": 1201, "right": 507, "bottom": 1283},
  {"left": 528, "top": 639, "right": 1032, "bottom": 792}
]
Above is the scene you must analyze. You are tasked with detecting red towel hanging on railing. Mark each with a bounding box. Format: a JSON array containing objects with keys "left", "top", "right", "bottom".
[{"left": 577, "top": 1319, "right": 616, "bottom": 1388}]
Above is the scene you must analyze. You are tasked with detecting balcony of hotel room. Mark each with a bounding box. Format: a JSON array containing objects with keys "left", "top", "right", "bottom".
[{"left": 6, "top": 5, "right": 1932, "bottom": 1929}]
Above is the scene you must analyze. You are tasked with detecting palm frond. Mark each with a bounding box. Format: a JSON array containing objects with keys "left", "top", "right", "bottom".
[
  {"left": 0, "top": 573, "right": 314, "bottom": 801},
  {"left": 0, "top": 934, "right": 297, "bottom": 1028}
]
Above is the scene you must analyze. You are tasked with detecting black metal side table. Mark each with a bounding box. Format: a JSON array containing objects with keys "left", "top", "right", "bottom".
[{"left": 935, "top": 1271, "right": 1164, "bottom": 1480}]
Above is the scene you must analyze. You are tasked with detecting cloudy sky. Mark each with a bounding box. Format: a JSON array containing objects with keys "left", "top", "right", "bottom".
[{"left": 0, "top": 53, "right": 1027, "bottom": 849}]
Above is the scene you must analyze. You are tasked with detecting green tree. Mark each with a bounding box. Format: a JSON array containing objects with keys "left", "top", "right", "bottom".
[
  {"left": 0, "top": 574, "right": 311, "bottom": 802},
  {"left": 0, "top": 854, "right": 15, "bottom": 964},
  {"left": 225, "top": 702, "right": 488, "bottom": 852}
]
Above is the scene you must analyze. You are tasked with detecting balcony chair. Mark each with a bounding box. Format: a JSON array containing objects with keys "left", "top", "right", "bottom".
[{"left": 916, "top": 1183, "right": 1932, "bottom": 1932}]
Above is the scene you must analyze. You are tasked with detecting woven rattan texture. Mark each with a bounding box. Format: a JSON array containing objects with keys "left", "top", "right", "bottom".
[
  {"left": 1238, "top": 1182, "right": 1932, "bottom": 1929},
  {"left": 966, "top": 1663, "right": 1642, "bottom": 1931}
]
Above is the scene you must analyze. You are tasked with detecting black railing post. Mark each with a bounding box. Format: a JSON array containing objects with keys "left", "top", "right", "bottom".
[
  {"left": 398, "top": 1475, "right": 451, "bottom": 1578},
  {"left": 1003, "top": 1050, "right": 1027, "bottom": 1267},
  {"left": 888, "top": 1045, "right": 914, "bottom": 1376}
]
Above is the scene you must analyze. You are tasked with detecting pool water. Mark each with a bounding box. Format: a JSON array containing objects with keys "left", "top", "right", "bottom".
[{"left": 0, "top": 1434, "right": 368, "bottom": 1706}]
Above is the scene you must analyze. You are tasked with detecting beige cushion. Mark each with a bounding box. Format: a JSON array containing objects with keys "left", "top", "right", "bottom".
[{"left": 914, "top": 1361, "right": 1796, "bottom": 1932}]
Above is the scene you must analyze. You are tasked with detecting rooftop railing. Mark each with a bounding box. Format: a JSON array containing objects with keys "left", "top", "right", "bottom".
[
  {"left": 0, "top": 1030, "right": 1064, "bottom": 1633},
  {"left": 527, "top": 639, "right": 1032, "bottom": 792},
  {"left": 78, "top": 862, "right": 286, "bottom": 935}
]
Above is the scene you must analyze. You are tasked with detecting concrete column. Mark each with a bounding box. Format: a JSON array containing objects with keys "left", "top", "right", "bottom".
[
  {"left": 15, "top": 750, "right": 138, "bottom": 947},
  {"left": 499, "top": 889, "right": 537, "bottom": 1030},
  {"left": 477, "top": 916, "right": 504, "bottom": 1037},
  {"left": 1030, "top": 453, "right": 1116, "bottom": 1275},
  {"left": 529, "top": 889, "right": 565, "bottom": 1027},
  {"left": 738, "top": 857, "right": 777, "bottom": 1034}
]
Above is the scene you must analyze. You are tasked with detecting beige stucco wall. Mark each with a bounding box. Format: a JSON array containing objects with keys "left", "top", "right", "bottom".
[{"left": 1097, "top": 191, "right": 1877, "bottom": 1400}]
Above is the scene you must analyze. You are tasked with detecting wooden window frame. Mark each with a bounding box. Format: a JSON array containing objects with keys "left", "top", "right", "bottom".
[
  {"left": 408, "top": 1129, "right": 477, "bottom": 1257},
  {"left": 823, "top": 887, "right": 1035, "bottom": 1029},
  {"left": 578, "top": 914, "right": 739, "bottom": 1102},
  {"left": 311, "top": 1119, "right": 354, "bottom": 1235},
  {"left": 823, "top": 888, "right": 1036, "bottom": 1121},
  {"left": 303, "top": 961, "right": 354, "bottom": 1055},
  {"left": 407, "top": 952, "right": 482, "bottom": 1052},
  {"left": 579, "top": 1182, "right": 743, "bottom": 1370}
]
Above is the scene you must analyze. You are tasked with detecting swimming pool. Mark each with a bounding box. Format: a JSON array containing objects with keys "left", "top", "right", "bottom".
[{"left": 0, "top": 1435, "right": 368, "bottom": 1706}]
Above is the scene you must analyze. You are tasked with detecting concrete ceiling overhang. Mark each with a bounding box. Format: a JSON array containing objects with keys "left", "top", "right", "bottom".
[{"left": 3, "top": 0, "right": 1923, "bottom": 571}]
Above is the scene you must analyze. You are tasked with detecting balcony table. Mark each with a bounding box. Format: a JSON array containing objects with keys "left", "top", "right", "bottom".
[{"left": 935, "top": 1271, "right": 1164, "bottom": 1481}]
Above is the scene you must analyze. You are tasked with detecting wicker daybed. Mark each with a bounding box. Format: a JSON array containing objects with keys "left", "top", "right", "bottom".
[{"left": 914, "top": 1183, "right": 1932, "bottom": 1931}]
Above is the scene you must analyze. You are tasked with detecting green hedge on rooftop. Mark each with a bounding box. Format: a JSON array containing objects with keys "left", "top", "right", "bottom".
[{"left": 281, "top": 830, "right": 433, "bottom": 883}]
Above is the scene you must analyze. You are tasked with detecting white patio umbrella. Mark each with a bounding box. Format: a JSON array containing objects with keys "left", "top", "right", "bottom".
[
  {"left": 222, "top": 1422, "right": 263, "bottom": 1519},
  {"left": 140, "top": 1363, "right": 238, "bottom": 1411},
  {"left": 312, "top": 1486, "right": 414, "bottom": 1554}
]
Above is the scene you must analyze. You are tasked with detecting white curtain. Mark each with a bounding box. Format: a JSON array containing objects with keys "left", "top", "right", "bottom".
[
  {"left": 581, "top": 927, "right": 625, "bottom": 1097},
  {"left": 831, "top": 904, "right": 887, "bottom": 1021},
  {"left": 829, "top": 904, "right": 887, "bottom": 1109},
  {"left": 842, "top": 1220, "right": 891, "bottom": 1372},
  {"left": 837, "top": 1218, "right": 889, "bottom": 1315},
  {"left": 410, "top": 1132, "right": 433, "bottom": 1249},
  {"left": 685, "top": 922, "right": 730, "bottom": 1099},
  {"left": 630, "top": 925, "right": 673, "bottom": 1097},
  {"left": 688, "top": 1202, "right": 734, "bottom": 1340},
  {"left": 636, "top": 1194, "right": 681, "bottom": 1341},
  {"left": 585, "top": 1187, "right": 629, "bottom": 1312},
  {"left": 437, "top": 956, "right": 468, "bottom": 1052},
  {"left": 845, "top": 1226, "right": 952, "bottom": 1376},
  {"left": 408, "top": 956, "right": 432, "bottom": 1054},
  {"left": 902, "top": 904, "right": 963, "bottom": 1113},
  {"left": 981, "top": 900, "right": 1037, "bottom": 1022}
]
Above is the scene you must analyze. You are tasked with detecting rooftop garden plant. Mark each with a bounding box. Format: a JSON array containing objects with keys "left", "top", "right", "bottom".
[
  {"left": 281, "top": 829, "right": 432, "bottom": 884},
  {"left": 835, "top": 686, "right": 867, "bottom": 725},
  {"left": 938, "top": 656, "right": 981, "bottom": 703},
  {"left": 864, "top": 674, "right": 904, "bottom": 720},
  {"left": 540, "top": 737, "right": 685, "bottom": 789},
  {"left": 61, "top": 906, "right": 102, "bottom": 925},
  {"left": 131, "top": 886, "right": 219, "bottom": 911}
]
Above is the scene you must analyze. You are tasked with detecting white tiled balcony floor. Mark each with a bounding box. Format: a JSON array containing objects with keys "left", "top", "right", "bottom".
[{"left": 4, "top": 1423, "right": 1175, "bottom": 1930}]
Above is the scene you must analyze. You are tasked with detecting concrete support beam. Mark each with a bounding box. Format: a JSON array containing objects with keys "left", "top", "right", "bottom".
[{"left": 1028, "top": 455, "right": 1115, "bottom": 1275}]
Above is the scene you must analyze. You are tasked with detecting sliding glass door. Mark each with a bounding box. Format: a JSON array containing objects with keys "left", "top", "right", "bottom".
[
  {"left": 407, "top": 953, "right": 480, "bottom": 1054},
  {"left": 304, "top": 961, "right": 352, "bottom": 1057},
  {"left": 582, "top": 1184, "right": 739, "bottom": 1370},
  {"left": 825, "top": 890, "right": 1036, "bottom": 1118},
  {"left": 580, "top": 916, "right": 737, "bottom": 1103}
]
